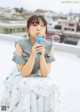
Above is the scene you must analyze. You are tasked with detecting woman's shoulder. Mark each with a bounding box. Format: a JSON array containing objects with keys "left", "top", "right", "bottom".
[
  {"left": 43, "top": 39, "right": 53, "bottom": 46},
  {"left": 43, "top": 39, "right": 53, "bottom": 52},
  {"left": 16, "top": 38, "right": 29, "bottom": 45},
  {"left": 15, "top": 38, "right": 30, "bottom": 48}
]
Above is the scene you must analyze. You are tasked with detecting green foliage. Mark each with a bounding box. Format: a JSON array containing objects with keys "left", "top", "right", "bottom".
[{"left": 14, "top": 7, "right": 24, "bottom": 13}]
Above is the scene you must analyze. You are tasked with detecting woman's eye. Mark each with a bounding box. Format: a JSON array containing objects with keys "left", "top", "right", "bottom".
[
  {"left": 41, "top": 25, "right": 45, "bottom": 27},
  {"left": 33, "top": 24, "right": 37, "bottom": 26}
]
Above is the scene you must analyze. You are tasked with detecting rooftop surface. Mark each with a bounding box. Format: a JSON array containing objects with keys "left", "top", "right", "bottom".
[{"left": 0, "top": 35, "right": 80, "bottom": 112}]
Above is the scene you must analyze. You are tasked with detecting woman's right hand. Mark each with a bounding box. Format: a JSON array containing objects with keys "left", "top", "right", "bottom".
[
  {"left": 31, "top": 43, "right": 37, "bottom": 57},
  {"left": 31, "top": 43, "right": 43, "bottom": 57}
]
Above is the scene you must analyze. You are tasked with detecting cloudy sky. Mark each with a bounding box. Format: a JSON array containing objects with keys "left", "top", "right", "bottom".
[{"left": 0, "top": 0, "right": 80, "bottom": 14}]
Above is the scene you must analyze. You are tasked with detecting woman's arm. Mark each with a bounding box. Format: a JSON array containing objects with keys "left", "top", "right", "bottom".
[
  {"left": 16, "top": 44, "right": 36, "bottom": 77},
  {"left": 16, "top": 43, "right": 45, "bottom": 77},
  {"left": 39, "top": 47, "right": 54, "bottom": 77},
  {"left": 40, "top": 55, "right": 51, "bottom": 77}
]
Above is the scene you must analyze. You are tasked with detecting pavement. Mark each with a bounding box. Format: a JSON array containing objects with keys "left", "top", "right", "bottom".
[{"left": 0, "top": 39, "right": 80, "bottom": 112}]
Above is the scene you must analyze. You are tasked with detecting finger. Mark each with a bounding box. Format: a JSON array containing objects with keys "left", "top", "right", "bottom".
[
  {"left": 33, "top": 43, "right": 39, "bottom": 48},
  {"left": 41, "top": 44, "right": 45, "bottom": 47},
  {"left": 36, "top": 48, "right": 44, "bottom": 53},
  {"left": 36, "top": 45, "right": 43, "bottom": 49},
  {"left": 35, "top": 46, "right": 43, "bottom": 51},
  {"left": 36, "top": 50, "right": 42, "bottom": 53},
  {"left": 33, "top": 44, "right": 42, "bottom": 50}
]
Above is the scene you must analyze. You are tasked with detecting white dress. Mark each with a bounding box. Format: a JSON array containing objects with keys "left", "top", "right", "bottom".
[{"left": 0, "top": 38, "right": 61, "bottom": 112}]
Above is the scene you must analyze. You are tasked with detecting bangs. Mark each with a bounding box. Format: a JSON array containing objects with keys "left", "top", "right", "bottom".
[
  {"left": 27, "top": 15, "right": 47, "bottom": 28},
  {"left": 31, "top": 17, "right": 46, "bottom": 25}
]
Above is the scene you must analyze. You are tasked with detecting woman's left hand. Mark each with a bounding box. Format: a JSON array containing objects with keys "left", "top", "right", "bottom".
[
  {"left": 36, "top": 44, "right": 45, "bottom": 56},
  {"left": 40, "top": 44, "right": 45, "bottom": 56}
]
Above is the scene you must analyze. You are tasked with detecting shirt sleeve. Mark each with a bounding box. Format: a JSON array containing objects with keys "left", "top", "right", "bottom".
[
  {"left": 12, "top": 40, "right": 26, "bottom": 64},
  {"left": 44, "top": 54, "right": 55, "bottom": 63},
  {"left": 44, "top": 40, "right": 55, "bottom": 63},
  {"left": 12, "top": 53, "right": 26, "bottom": 64}
]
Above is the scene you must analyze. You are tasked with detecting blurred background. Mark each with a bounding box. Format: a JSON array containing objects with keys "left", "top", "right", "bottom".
[{"left": 0, "top": 0, "right": 80, "bottom": 112}]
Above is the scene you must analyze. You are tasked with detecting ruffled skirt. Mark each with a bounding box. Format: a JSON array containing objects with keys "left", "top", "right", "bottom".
[{"left": 0, "top": 67, "right": 61, "bottom": 112}]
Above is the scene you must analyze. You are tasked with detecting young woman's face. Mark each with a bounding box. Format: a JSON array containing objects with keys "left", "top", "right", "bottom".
[{"left": 27, "top": 21, "right": 46, "bottom": 39}]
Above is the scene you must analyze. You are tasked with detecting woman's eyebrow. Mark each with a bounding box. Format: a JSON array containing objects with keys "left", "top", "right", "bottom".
[
  {"left": 32, "top": 22, "right": 38, "bottom": 24},
  {"left": 32, "top": 22, "right": 45, "bottom": 25}
]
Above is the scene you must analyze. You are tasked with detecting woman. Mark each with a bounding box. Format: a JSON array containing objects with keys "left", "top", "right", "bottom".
[{"left": 1, "top": 15, "right": 61, "bottom": 112}]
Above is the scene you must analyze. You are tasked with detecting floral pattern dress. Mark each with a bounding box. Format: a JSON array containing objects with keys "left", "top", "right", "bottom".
[{"left": 0, "top": 38, "right": 61, "bottom": 112}]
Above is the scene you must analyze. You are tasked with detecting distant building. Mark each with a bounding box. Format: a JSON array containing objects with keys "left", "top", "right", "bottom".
[
  {"left": 62, "top": 20, "right": 77, "bottom": 32},
  {"left": 0, "top": 22, "right": 26, "bottom": 37}
]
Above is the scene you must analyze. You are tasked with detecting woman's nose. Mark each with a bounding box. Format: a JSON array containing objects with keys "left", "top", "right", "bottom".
[{"left": 38, "top": 25, "right": 41, "bottom": 31}]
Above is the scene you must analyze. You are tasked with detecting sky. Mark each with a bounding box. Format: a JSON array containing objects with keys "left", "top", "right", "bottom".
[{"left": 0, "top": 0, "right": 80, "bottom": 14}]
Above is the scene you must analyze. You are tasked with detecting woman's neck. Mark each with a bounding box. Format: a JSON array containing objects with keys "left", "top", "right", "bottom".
[{"left": 29, "top": 36, "right": 36, "bottom": 45}]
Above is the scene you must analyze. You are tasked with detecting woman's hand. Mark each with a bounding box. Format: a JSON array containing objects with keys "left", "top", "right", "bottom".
[
  {"left": 37, "top": 44, "right": 45, "bottom": 56},
  {"left": 31, "top": 43, "right": 45, "bottom": 57},
  {"left": 31, "top": 43, "right": 38, "bottom": 57}
]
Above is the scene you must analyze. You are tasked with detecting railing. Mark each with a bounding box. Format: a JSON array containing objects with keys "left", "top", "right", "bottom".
[
  {"left": 0, "top": 33, "right": 80, "bottom": 55},
  {"left": 48, "top": 28, "right": 80, "bottom": 38}
]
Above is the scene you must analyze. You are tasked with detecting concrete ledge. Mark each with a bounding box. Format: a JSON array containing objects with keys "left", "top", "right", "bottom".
[
  {"left": 0, "top": 33, "right": 80, "bottom": 54},
  {"left": 54, "top": 42, "right": 80, "bottom": 54},
  {"left": 0, "top": 34, "right": 23, "bottom": 42}
]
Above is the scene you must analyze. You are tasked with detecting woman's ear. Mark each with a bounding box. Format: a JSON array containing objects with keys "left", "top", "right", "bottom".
[
  {"left": 43, "top": 34, "right": 46, "bottom": 38},
  {"left": 26, "top": 27, "right": 28, "bottom": 33},
  {"left": 26, "top": 28, "right": 29, "bottom": 36}
]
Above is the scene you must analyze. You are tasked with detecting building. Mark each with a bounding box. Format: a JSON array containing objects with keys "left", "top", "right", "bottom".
[
  {"left": 0, "top": 22, "right": 27, "bottom": 37},
  {"left": 62, "top": 20, "right": 77, "bottom": 32}
]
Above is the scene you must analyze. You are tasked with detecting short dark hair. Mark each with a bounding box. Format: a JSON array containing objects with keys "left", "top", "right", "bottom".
[{"left": 27, "top": 15, "right": 47, "bottom": 33}]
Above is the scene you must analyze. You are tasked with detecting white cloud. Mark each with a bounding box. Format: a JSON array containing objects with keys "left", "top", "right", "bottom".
[{"left": 0, "top": 0, "right": 80, "bottom": 13}]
